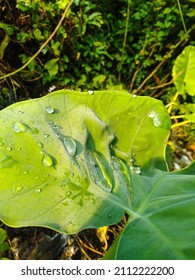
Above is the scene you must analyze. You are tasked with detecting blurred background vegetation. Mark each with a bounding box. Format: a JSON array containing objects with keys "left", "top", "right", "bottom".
[{"left": 0, "top": 0, "right": 194, "bottom": 101}]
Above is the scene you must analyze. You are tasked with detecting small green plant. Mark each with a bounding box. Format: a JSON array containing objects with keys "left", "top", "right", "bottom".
[
  {"left": 0, "top": 228, "right": 9, "bottom": 259},
  {"left": 167, "top": 45, "right": 195, "bottom": 129}
]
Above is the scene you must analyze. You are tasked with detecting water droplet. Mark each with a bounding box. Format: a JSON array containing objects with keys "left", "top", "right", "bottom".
[
  {"left": 18, "top": 111, "right": 24, "bottom": 115},
  {"left": 46, "top": 106, "right": 55, "bottom": 114},
  {"left": 134, "top": 166, "right": 141, "bottom": 175},
  {"left": 23, "top": 170, "right": 28, "bottom": 175},
  {"left": 38, "top": 142, "right": 43, "bottom": 148},
  {"left": 133, "top": 94, "right": 137, "bottom": 98},
  {"left": 35, "top": 188, "right": 42, "bottom": 194},
  {"left": 6, "top": 147, "right": 12, "bottom": 151},
  {"left": 43, "top": 134, "right": 50, "bottom": 141},
  {"left": 85, "top": 151, "right": 112, "bottom": 193},
  {"left": 52, "top": 124, "right": 58, "bottom": 130},
  {"left": 63, "top": 137, "right": 77, "bottom": 156},
  {"left": 12, "top": 122, "right": 28, "bottom": 133},
  {"left": 35, "top": 176, "right": 39, "bottom": 179},
  {"left": 148, "top": 112, "right": 161, "bottom": 127},
  {"left": 130, "top": 165, "right": 141, "bottom": 175},
  {"left": 15, "top": 185, "right": 23, "bottom": 192},
  {"left": 42, "top": 153, "right": 53, "bottom": 167},
  {"left": 17, "top": 147, "right": 21, "bottom": 151},
  {"left": 88, "top": 90, "right": 94, "bottom": 95},
  {"left": 66, "top": 191, "right": 72, "bottom": 196}
]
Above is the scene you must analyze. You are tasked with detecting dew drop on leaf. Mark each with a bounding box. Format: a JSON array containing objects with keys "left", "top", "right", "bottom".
[
  {"left": 45, "top": 106, "right": 55, "bottom": 114},
  {"left": 63, "top": 137, "right": 77, "bottom": 156},
  {"left": 148, "top": 112, "right": 161, "bottom": 127},
  {"left": 43, "top": 134, "right": 50, "bottom": 142},
  {"left": 35, "top": 188, "right": 42, "bottom": 194},
  {"left": 38, "top": 142, "right": 43, "bottom": 148},
  {"left": 42, "top": 153, "right": 53, "bottom": 167},
  {"left": 6, "top": 147, "right": 12, "bottom": 151},
  {"left": 15, "top": 185, "right": 23, "bottom": 192},
  {"left": 134, "top": 166, "right": 141, "bottom": 175},
  {"left": 23, "top": 170, "right": 28, "bottom": 175},
  {"left": 88, "top": 90, "right": 94, "bottom": 95},
  {"left": 12, "top": 122, "right": 28, "bottom": 133},
  {"left": 130, "top": 165, "right": 141, "bottom": 175}
]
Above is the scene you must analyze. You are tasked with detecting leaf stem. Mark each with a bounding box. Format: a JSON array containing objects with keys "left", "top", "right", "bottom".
[
  {"left": 171, "top": 120, "right": 190, "bottom": 128},
  {"left": 170, "top": 115, "right": 185, "bottom": 119},
  {"left": 118, "top": 0, "right": 131, "bottom": 81},
  {"left": 167, "top": 91, "right": 179, "bottom": 114},
  {"left": 176, "top": 0, "right": 188, "bottom": 34}
]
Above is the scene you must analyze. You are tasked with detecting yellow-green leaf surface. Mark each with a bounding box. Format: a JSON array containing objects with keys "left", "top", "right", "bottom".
[{"left": 0, "top": 90, "right": 170, "bottom": 233}]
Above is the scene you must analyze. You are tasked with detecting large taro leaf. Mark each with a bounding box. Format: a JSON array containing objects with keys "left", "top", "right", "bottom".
[
  {"left": 172, "top": 45, "right": 195, "bottom": 96},
  {"left": 0, "top": 90, "right": 170, "bottom": 233},
  {"left": 104, "top": 162, "right": 195, "bottom": 260}
]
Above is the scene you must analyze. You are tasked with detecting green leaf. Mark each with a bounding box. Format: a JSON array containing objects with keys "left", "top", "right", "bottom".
[
  {"left": 0, "top": 90, "right": 170, "bottom": 233},
  {"left": 0, "top": 228, "right": 9, "bottom": 254},
  {"left": 172, "top": 45, "right": 195, "bottom": 96},
  {"left": 44, "top": 58, "right": 59, "bottom": 77},
  {"left": 184, "top": 113, "right": 195, "bottom": 122},
  {"left": 0, "top": 228, "right": 6, "bottom": 243},
  {"left": 104, "top": 163, "right": 195, "bottom": 260}
]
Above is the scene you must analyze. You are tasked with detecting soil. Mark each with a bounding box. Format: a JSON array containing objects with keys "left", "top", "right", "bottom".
[{"left": 1, "top": 216, "right": 127, "bottom": 260}]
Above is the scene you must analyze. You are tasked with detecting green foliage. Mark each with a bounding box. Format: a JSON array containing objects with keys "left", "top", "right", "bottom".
[
  {"left": 0, "top": 228, "right": 9, "bottom": 259},
  {"left": 173, "top": 45, "right": 195, "bottom": 96},
  {"left": 169, "top": 45, "right": 195, "bottom": 128},
  {"left": 0, "top": 0, "right": 194, "bottom": 96},
  {"left": 0, "top": 89, "right": 195, "bottom": 259}
]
